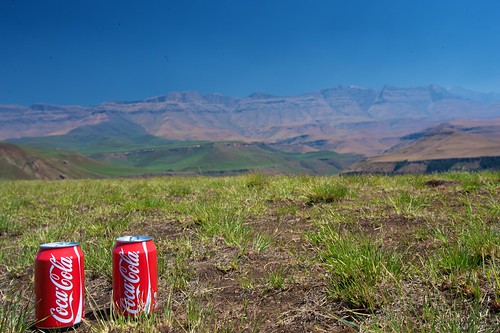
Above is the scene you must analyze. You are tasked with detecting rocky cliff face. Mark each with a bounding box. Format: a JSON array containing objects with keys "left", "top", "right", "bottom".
[{"left": 1, "top": 85, "right": 499, "bottom": 156}]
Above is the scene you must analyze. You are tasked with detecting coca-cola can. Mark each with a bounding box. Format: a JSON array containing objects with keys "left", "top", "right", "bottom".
[
  {"left": 112, "top": 235, "right": 158, "bottom": 316},
  {"left": 34, "top": 242, "right": 85, "bottom": 329}
]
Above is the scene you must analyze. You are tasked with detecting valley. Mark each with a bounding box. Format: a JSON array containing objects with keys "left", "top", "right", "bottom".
[{"left": 1, "top": 85, "right": 499, "bottom": 179}]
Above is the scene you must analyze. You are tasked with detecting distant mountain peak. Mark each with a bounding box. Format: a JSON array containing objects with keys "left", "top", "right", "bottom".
[
  {"left": 30, "top": 103, "right": 84, "bottom": 111},
  {"left": 428, "top": 84, "right": 453, "bottom": 101},
  {"left": 248, "top": 92, "right": 276, "bottom": 99},
  {"left": 448, "top": 87, "right": 500, "bottom": 102},
  {"left": 142, "top": 91, "right": 239, "bottom": 105},
  {"left": 143, "top": 91, "right": 202, "bottom": 103}
]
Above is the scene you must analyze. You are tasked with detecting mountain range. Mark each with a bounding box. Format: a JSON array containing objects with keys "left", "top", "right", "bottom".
[
  {"left": 3, "top": 84, "right": 500, "bottom": 156},
  {"left": 1, "top": 84, "right": 500, "bottom": 178}
]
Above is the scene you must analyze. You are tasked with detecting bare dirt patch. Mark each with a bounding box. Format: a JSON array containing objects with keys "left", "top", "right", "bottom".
[{"left": 424, "top": 179, "right": 460, "bottom": 188}]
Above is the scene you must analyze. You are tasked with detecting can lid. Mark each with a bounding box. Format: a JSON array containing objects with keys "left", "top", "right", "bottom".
[
  {"left": 116, "top": 235, "right": 152, "bottom": 243},
  {"left": 39, "top": 241, "right": 79, "bottom": 249}
]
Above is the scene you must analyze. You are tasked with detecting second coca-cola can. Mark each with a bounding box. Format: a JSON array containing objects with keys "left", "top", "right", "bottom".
[
  {"left": 112, "top": 235, "right": 158, "bottom": 316},
  {"left": 34, "top": 242, "right": 85, "bottom": 329}
]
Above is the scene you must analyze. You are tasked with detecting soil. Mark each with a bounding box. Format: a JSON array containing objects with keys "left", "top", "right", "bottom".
[{"left": 2, "top": 176, "right": 498, "bottom": 332}]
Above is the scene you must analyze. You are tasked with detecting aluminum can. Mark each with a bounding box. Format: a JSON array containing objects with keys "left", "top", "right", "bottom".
[
  {"left": 112, "top": 235, "right": 158, "bottom": 316},
  {"left": 34, "top": 242, "right": 85, "bottom": 329}
]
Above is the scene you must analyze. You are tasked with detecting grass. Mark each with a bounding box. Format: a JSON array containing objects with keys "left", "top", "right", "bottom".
[
  {"left": 0, "top": 294, "right": 34, "bottom": 333},
  {"left": 6, "top": 137, "right": 358, "bottom": 180},
  {"left": 0, "top": 212, "right": 16, "bottom": 235},
  {"left": 0, "top": 171, "right": 499, "bottom": 332},
  {"left": 309, "top": 227, "right": 406, "bottom": 310},
  {"left": 305, "top": 180, "right": 350, "bottom": 205},
  {"left": 386, "top": 190, "right": 431, "bottom": 217}
]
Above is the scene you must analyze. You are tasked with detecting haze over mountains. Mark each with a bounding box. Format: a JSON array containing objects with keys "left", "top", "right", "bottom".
[
  {"left": 1, "top": 84, "right": 500, "bottom": 178},
  {"left": 2, "top": 84, "right": 499, "bottom": 155}
]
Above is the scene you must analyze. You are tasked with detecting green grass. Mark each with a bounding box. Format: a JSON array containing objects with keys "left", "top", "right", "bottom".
[
  {"left": 0, "top": 172, "right": 499, "bottom": 332},
  {"left": 3, "top": 140, "right": 359, "bottom": 180},
  {"left": 91, "top": 141, "right": 356, "bottom": 175},
  {"left": 305, "top": 180, "right": 350, "bottom": 204},
  {"left": 7, "top": 127, "right": 359, "bottom": 177},
  {"left": 0, "top": 294, "right": 34, "bottom": 333},
  {"left": 309, "top": 227, "right": 406, "bottom": 310}
]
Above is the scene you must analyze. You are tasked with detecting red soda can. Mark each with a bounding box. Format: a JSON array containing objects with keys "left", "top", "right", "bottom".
[
  {"left": 112, "top": 235, "right": 158, "bottom": 316},
  {"left": 34, "top": 242, "right": 85, "bottom": 329}
]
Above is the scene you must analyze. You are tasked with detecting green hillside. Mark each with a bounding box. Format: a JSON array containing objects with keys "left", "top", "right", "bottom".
[
  {"left": 91, "top": 142, "right": 358, "bottom": 175},
  {"left": 6, "top": 121, "right": 360, "bottom": 177},
  {"left": 9, "top": 115, "right": 174, "bottom": 154},
  {"left": 0, "top": 143, "right": 146, "bottom": 180}
]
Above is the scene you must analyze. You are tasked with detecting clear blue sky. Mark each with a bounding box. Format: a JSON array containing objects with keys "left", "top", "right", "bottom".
[{"left": 1, "top": 0, "right": 500, "bottom": 106}]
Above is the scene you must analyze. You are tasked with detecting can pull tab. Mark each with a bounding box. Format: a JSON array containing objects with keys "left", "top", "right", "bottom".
[{"left": 116, "top": 235, "right": 153, "bottom": 243}]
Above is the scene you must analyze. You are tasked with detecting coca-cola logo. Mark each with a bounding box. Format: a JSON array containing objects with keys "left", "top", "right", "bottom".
[
  {"left": 118, "top": 249, "right": 142, "bottom": 314},
  {"left": 49, "top": 255, "right": 75, "bottom": 324}
]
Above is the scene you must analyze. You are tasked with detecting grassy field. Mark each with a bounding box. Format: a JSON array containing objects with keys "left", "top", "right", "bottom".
[
  {"left": 91, "top": 142, "right": 357, "bottom": 175},
  {"left": 0, "top": 172, "right": 499, "bottom": 332}
]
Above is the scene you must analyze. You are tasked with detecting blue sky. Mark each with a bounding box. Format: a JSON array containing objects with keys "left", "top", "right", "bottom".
[{"left": 1, "top": 0, "right": 499, "bottom": 105}]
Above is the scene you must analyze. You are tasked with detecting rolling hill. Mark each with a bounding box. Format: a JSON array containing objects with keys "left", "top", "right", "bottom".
[
  {"left": 91, "top": 141, "right": 358, "bottom": 175},
  {"left": 10, "top": 114, "right": 174, "bottom": 154},
  {"left": 344, "top": 122, "right": 500, "bottom": 174},
  {"left": 0, "top": 142, "right": 145, "bottom": 180},
  {"left": 4, "top": 111, "right": 359, "bottom": 178},
  {"left": 0, "top": 141, "right": 357, "bottom": 179}
]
